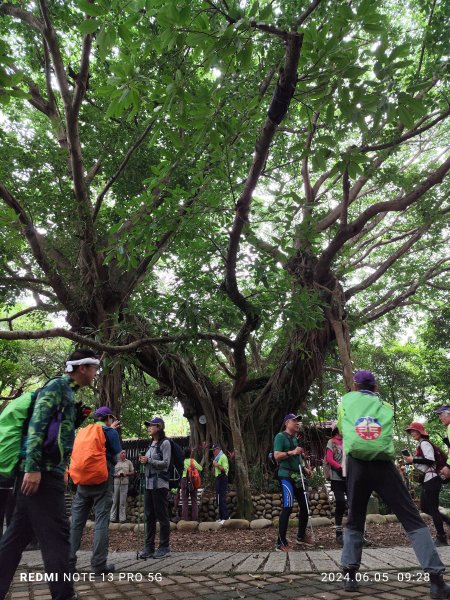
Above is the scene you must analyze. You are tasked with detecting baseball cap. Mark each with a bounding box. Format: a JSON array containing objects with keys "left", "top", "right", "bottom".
[
  {"left": 211, "top": 443, "right": 221, "bottom": 450},
  {"left": 435, "top": 406, "right": 450, "bottom": 414},
  {"left": 94, "top": 406, "right": 115, "bottom": 420},
  {"left": 283, "top": 413, "right": 302, "bottom": 424},
  {"left": 353, "top": 370, "right": 376, "bottom": 386},
  {"left": 144, "top": 417, "right": 165, "bottom": 428}
]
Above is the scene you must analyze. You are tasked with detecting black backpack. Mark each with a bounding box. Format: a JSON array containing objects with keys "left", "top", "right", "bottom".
[
  {"left": 156, "top": 438, "right": 184, "bottom": 489},
  {"left": 268, "top": 432, "right": 297, "bottom": 480}
]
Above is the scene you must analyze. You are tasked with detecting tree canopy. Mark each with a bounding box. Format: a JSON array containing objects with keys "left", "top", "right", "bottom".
[{"left": 0, "top": 0, "right": 449, "bottom": 516}]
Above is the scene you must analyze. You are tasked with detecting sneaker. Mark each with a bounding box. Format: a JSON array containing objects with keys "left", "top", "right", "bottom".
[
  {"left": 217, "top": 519, "right": 225, "bottom": 525},
  {"left": 138, "top": 548, "right": 155, "bottom": 559},
  {"left": 93, "top": 564, "right": 115, "bottom": 576},
  {"left": 153, "top": 547, "right": 171, "bottom": 559},
  {"left": 296, "top": 532, "right": 314, "bottom": 547},
  {"left": 275, "top": 544, "right": 290, "bottom": 552}
]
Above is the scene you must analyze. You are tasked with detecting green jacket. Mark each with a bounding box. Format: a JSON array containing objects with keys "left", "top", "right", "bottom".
[
  {"left": 24, "top": 375, "right": 81, "bottom": 474},
  {"left": 214, "top": 453, "right": 229, "bottom": 477},
  {"left": 182, "top": 458, "right": 203, "bottom": 478}
]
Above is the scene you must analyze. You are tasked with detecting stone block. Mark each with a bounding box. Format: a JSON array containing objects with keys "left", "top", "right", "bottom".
[{"left": 250, "top": 519, "right": 273, "bottom": 530}]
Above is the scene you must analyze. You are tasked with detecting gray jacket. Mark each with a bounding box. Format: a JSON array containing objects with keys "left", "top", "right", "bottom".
[{"left": 144, "top": 439, "right": 171, "bottom": 490}]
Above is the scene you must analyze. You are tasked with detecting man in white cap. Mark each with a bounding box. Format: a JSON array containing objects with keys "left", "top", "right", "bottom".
[{"left": 0, "top": 348, "right": 99, "bottom": 600}]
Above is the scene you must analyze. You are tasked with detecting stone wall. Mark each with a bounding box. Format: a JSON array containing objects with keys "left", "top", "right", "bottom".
[{"left": 124, "top": 487, "right": 334, "bottom": 523}]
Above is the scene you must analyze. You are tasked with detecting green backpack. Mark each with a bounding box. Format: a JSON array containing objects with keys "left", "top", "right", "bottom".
[
  {"left": 0, "top": 390, "right": 39, "bottom": 477},
  {"left": 339, "top": 391, "right": 395, "bottom": 461}
]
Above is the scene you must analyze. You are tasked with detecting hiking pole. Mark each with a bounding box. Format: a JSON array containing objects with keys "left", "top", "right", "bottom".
[
  {"left": 298, "top": 458, "right": 315, "bottom": 540},
  {"left": 136, "top": 454, "right": 146, "bottom": 561}
]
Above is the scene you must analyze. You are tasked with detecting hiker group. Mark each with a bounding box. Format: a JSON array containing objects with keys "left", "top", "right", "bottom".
[{"left": 2, "top": 350, "right": 450, "bottom": 600}]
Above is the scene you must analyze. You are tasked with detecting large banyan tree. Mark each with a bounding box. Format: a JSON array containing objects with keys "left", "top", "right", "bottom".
[{"left": 0, "top": 0, "right": 449, "bottom": 516}]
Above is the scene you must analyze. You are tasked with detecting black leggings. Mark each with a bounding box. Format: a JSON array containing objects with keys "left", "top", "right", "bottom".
[
  {"left": 331, "top": 479, "right": 347, "bottom": 527},
  {"left": 421, "top": 476, "right": 450, "bottom": 537}
]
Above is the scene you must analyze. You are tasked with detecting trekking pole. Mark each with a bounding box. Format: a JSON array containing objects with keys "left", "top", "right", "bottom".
[
  {"left": 298, "top": 458, "right": 315, "bottom": 539},
  {"left": 136, "top": 455, "right": 146, "bottom": 560}
]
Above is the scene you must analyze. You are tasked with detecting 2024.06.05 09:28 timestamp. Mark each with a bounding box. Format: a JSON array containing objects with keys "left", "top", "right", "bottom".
[{"left": 321, "top": 571, "right": 430, "bottom": 582}]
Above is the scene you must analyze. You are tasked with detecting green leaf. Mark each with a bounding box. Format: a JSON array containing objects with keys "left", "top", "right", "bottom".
[
  {"left": 97, "top": 25, "right": 116, "bottom": 59},
  {"left": 76, "top": 0, "right": 108, "bottom": 17},
  {"left": 79, "top": 19, "right": 101, "bottom": 34},
  {"left": 238, "top": 41, "right": 253, "bottom": 70},
  {"left": 259, "top": 4, "right": 272, "bottom": 21},
  {"left": 398, "top": 104, "right": 415, "bottom": 129},
  {"left": 118, "top": 23, "right": 132, "bottom": 44}
]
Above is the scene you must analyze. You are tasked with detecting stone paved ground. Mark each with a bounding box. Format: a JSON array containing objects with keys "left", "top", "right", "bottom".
[{"left": 7, "top": 546, "right": 450, "bottom": 599}]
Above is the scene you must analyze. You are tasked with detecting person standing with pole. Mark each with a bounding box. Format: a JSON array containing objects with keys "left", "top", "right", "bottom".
[{"left": 273, "top": 414, "right": 314, "bottom": 552}]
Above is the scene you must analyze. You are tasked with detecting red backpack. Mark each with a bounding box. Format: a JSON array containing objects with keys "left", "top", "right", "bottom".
[
  {"left": 187, "top": 458, "right": 201, "bottom": 489},
  {"left": 417, "top": 441, "right": 448, "bottom": 473}
]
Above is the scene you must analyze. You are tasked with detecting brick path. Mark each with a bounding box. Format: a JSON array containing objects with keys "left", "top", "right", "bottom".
[{"left": 7, "top": 546, "right": 450, "bottom": 599}]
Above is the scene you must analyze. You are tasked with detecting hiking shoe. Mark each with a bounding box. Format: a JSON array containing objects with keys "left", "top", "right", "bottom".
[
  {"left": 93, "top": 564, "right": 115, "bottom": 576},
  {"left": 296, "top": 532, "right": 314, "bottom": 547},
  {"left": 343, "top": 569, "right": 359, "bottom": 592},
  {"left": 275, "top": 544, "right": 290, "bottom": 552},
  {"left": 138, "top": 548, "right": 155, "bottom": 559},
  {"left": 153, "top": 547, "right": 171, "bottom": 559},
  {"left": 435, "top": 536, "right": 448, "bottom": 547},
  {"left": 430, "top": 572, "right": 450, "bottom": 598}
]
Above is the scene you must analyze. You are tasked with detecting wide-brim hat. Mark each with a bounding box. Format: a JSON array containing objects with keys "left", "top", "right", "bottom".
[{"left": 405, "top": 421, "right": 429, "bottom": 437}]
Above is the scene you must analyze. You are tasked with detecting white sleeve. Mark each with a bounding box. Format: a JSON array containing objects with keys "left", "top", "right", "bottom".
[{"left": 421, "top": 441, "right": 435, "bottom": 462}]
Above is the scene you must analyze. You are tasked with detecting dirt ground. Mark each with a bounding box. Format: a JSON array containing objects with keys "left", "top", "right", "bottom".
[{"left": 80, "top": 517, "right": 436, "bottom": 553}]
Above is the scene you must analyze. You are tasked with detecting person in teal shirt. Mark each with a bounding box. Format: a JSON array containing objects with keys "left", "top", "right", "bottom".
[
  {"left": 273, "top": 413, "right": 313, "bottom": 552},
  {"left": 181, "top": 448, "right": 203, "bottom": 521},
  {"left": 212, "top": 443, "right": 229, "bottom": 524}
]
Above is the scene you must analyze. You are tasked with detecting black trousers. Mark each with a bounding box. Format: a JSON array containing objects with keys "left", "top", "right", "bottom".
[
  {"left": 0, "top": 472, "right": 74, "bottom": 600},
  {"left": 331, "top": 479, "right": 347, "bottom": 527},
  {"left": 346, "top": 456, "right": 425, "bottom": 534},
  {"left": 144, "top": 488, "right": 170, "bottom": 551},
  {"left": 215, "top": 474, "right": 229, "bottom": 520},
  {"left": 0, "top": 486, "right": 15, "bottom": 541},
  {"left": 421, "top": 476, "right": 450, "bottom": 537}
]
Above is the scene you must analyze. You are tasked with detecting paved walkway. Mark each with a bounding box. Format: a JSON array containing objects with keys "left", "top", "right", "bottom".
[{"left": 7, "top": 546, "right": 450, "bottom": 599}]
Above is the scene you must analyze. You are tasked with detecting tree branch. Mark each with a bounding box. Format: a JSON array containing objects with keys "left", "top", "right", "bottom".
[
  {"left": 364, "top": 261, "right": 450, "bottom": 323},
  {"left": 94, "top": 119, "right": 157, "bottom": 220},
  {"left": 345, "top": 225, "right": 428, "bottom": 299},
  {"left": 0, "top": 3, "right": 44, "bottom": 32},
  {"left": 72, "top": 32, "right": 93, "bottom": 118},
  {"left": 0, "top": 328, "right": 236, "bottom": 352},
  {"left": 225, "top": 32, "right": 303, "bottom": 389},
  {"left": 315, "top": 154, "right": 450, "bottom": 284},
  {"left": 0, "top": 184, "right": 78, "bottom": 310}
]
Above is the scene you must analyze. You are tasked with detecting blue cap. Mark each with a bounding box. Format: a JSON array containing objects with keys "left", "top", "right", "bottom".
[
  {"left": 211, "top": 443, "right": 221, "bottom": 450},
  {"left": 353, "top": 370, "right": 376, "bottom": 386},
  {"left": 283, "top": 413, "right": 302, "bottom": 424},
  {"left": 94, "top": 406, "right": 115, "bottom": 420},
  {"left": 435, "top": 406, "right": 450, "bottom": 414},
  {"left": 144, "top": 417, "right": 165, "bottom": 428}
]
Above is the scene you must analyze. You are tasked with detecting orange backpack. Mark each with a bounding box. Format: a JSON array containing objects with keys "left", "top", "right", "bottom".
[
  {"left": 69, "top": 423, "right": 108, "bottom": 485},
  {"left": 187, "top": 458, "right": 201, "bottom": 489}
]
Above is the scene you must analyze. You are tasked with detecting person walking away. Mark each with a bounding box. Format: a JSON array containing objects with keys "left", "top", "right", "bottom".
[
  {"left": 405, "top": 422, "right": 450, "bottom": 545},
  {"left": 69, "top": 406, "right": 122, "bottom": 575},
  {"left": 326, "top": 425, "right": 346, "bottom": 546},
  {"left": 110, "top": 450, "right": 134, "bottom": 523},
  {"left": 273, "top": 413, "right": 314, "bottom": 552},
  {"left": 212, "top": 443, "right": 229, "bottom": 524},
  {"left": 338, "top": 370, "right": 450, "bottom": 598},
  {"left": 0, "top": 348, "right": 99, "bottom": 600},
  {"left": 181, "top": 448, "right": 202, "bottom": 521},
  {"left": 138, "top": 417, "right": 172, "bottom": 559}
]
